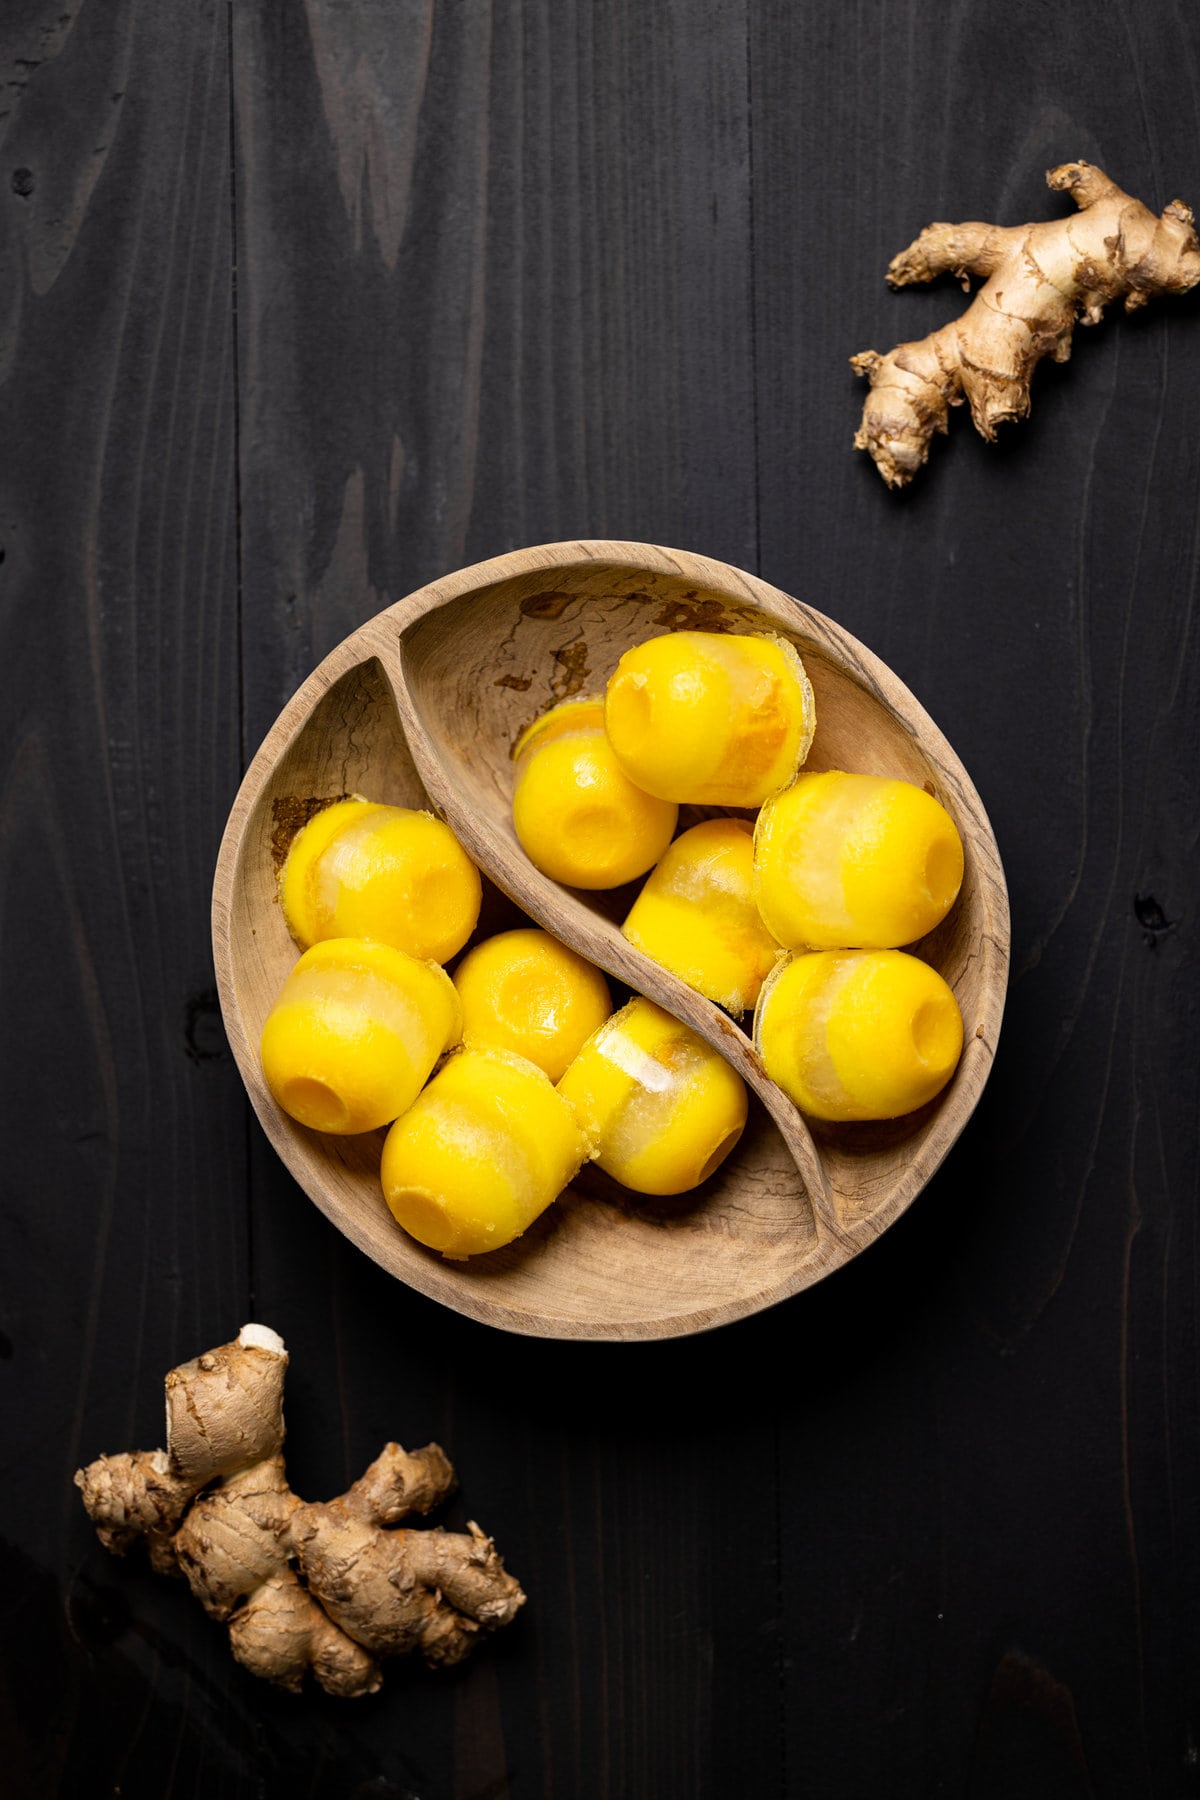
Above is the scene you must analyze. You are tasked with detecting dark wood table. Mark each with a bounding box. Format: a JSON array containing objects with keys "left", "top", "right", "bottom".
[{"left": 4, "top": 3, "right": 1198, "bottom": 1794}]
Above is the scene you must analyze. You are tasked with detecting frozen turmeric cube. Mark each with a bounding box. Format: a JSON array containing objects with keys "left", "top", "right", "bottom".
[{"left": 604, "top": 631, "right": 815, "bottom": 807}]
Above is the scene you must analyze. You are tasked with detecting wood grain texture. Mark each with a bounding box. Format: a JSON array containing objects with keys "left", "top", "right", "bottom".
[
  {"left": 0, "top": 1, "right": 248, "bottom": 1792},
  {"left": 3, "top": 0, "right": 1200, "bottom": 1793},
  {"left": 751, "top": 4, "right": 1200, "bottom": 1793}
]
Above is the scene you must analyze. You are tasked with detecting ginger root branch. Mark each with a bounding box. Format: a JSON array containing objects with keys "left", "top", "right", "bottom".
[
  {"left": 853, "top": 161, "right": 1200, "bottom": 487},
  {"left": 75, "top": 1325, "right": 524, "bottom": 1697}
]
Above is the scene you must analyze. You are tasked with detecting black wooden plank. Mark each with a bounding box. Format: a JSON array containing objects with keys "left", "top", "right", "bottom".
[
  {"left": 0, "top": 1, "right": 248, "bottom": 1793},
  {"left": 229, "top": 3, "right": 783, "bottom": 1795},
  {"left": 231, "top": 0, "right": 759, "bottom": 755},
  {"left": 749, "top": 2, "right": 1200, "bottom": 1793}
]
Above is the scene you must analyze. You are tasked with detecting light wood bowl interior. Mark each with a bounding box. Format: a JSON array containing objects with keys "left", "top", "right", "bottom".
[{"left": 213, "top": 541, "right": 1009, "bottom": 1339}]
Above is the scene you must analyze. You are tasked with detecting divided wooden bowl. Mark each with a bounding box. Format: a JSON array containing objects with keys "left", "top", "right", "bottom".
[{"left": 212, "top": 541, "right": 1009, "bottom": 1340}]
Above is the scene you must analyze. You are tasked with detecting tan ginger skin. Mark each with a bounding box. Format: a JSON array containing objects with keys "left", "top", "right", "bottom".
[
  {"left": 852, "top": 160, "right": 1200, "bottom": 488},
  {"left": 75, "top": 1324, "right": 525, "bottom": 1697}
]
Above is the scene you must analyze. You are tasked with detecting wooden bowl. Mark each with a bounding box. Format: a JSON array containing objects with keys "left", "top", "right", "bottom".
[{"left": 213, "top": 541, "right": 1009, "bottom": 1340}]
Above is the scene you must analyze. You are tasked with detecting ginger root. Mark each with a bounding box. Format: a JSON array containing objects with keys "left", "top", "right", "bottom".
[
  {"left": 852, "top": 160, "right": 1200, "bottom": 487},
  {"left": 75, "top": 1324, "right": 524, "bottom": 1697}
]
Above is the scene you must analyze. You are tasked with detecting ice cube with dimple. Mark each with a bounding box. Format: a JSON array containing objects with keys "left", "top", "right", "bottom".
[{"left": 557, "top": 998, "right": 747, "bottom": 1197}]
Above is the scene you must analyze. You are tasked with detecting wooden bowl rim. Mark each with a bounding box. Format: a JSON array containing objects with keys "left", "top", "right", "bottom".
[{"left": 212, "top": 539, "right": 1010, "bottom": 1340}]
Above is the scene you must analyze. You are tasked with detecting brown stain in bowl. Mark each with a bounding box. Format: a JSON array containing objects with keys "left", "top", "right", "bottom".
[
  {"left": 519, "top": 591, "right": 577, "bottom": 620},
  {"left": 270, "top": 794, "right": 350, "bottom": 871},
  {"left": 551, "top": 639, "right": 591, "bottom": 698},
  {"left": 653, "top": 593, "right": 732, "bottom": 632}
]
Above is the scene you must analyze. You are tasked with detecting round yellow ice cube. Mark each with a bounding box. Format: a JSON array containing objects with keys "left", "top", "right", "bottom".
[
  {"left": 604, "top": 631, "right": 815, "bottom": 806},
  {"left": 260, "top": 938, "right": 463, "bottom": 1134},
  {"left": 622, "top": 817, "right": 782, "bottom": 1016},
  {"left": 753, "top": 771, "right": 964, "bottom": 950},
  {"left": 511, "top": 699, "right": 677, "bottom": 889},
  {"left": 280, "top": 796, "right": 482, "bottom": 964},
  {"left": 381, "top": 1047, "right": 589, "bottom": 1257},
  {"left": 452, "top": 928, "right": 613, "bottom": 1081},
  {"left": 557, "top": 997, "right": 748, "bottom": 1195},
  {"left": 753, "top": 949, "right": 963, "bottom": 1121}
]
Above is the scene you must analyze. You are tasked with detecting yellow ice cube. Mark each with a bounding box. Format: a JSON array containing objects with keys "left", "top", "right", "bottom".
[
  {"left": 260, "top": 938, "right": 462, "bottom": 1134},
  {"left": 754, "top": 771, "right": 963, "bottom": 950},
  {"left": 452, "top": 927, "right": 613, "bottom": 1081},
  {"left": 622, "top": 818, "right": 781, "bottom": 1015},
  {"left": 604, "top": 631, "right": 815, "bottom": 807},
  {"left": 510, "top": 699, "right": 678, "bottom": 889},
  {"left": 558, "top": 997, "right": 747, "bottom": 1195},
  {"left": 280, "top": 797, "right": 481, "bottom": 964},
  {"left": 381, "top": 1047, "right": 589, "bottom": 1257},
  {"left": 754, "top": 949, "right": 963, "bottom": 1120}
]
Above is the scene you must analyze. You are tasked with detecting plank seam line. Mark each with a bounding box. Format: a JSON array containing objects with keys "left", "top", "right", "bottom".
[{"left": 226, "top": 0, "right": 255, "bottom": 1319}]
